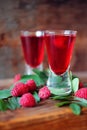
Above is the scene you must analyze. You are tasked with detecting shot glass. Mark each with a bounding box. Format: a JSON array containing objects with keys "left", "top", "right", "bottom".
[
  {"left": 45, "top": 30, "right": 77, "bottom": 95},
  {"left": 20, "top": 31, "right": 45, "bottom": 74}
]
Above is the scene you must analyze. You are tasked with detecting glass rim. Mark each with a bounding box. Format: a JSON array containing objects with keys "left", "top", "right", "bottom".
[
  {"left": 45, "top": 30, "right": 77, "bottom": 36},
  {"left": 20, "top": 29, "right": 77, "bottom": 36},
  {"left": 20, "top": 30, "right": 45, "bottom": 37}
]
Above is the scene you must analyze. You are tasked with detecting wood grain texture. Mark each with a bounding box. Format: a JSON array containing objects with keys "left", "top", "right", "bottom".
[{"left": 0, "top": 78, "right": 87, "bottom": 130}]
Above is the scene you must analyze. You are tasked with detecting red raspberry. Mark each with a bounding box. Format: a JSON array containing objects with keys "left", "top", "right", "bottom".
[
  {"left": 79, "top": 82, "right": 84, "bottom": 89},
  {"left": 75, "top": 88, "right": 87, "bottom": 99},
  {"left": 11, "top": 82, "right": 29, "bottom": 97},
  {"left": 14, "top": 74, "right": 21, "bottom": 83},
  {"left": 26, "top": 79, "right": 37, "bottom": 92},
  {"left": 38, "top": 86, "right": 51, "bottom": 100},
  {"left": 19, "top": 93, "right": 36, "bottom": 107}
]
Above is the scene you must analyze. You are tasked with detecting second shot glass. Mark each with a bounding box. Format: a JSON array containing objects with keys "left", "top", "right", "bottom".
[{"left": 20, "top": 31, "right": 45, "bottom": 74}]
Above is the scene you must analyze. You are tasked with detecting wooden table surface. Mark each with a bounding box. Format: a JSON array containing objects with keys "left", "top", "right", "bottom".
[{"left": 0, "top": 77, "right": 87, "bottom": 130}]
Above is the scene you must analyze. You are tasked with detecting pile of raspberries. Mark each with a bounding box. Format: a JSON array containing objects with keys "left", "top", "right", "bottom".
[
  {"left": 11, "top": 74, "right": 87, "bottom": 108},
  {"left": 11, "top": 74, "right": 51, "bottom": 107}
]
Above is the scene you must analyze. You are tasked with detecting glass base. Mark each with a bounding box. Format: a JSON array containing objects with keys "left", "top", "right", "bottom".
[
  {"left": 47, "top": 70, "right": 72, "bottom": 96},
  {"left": 25, "top": 63, "right": 43, "bottom": 75}
]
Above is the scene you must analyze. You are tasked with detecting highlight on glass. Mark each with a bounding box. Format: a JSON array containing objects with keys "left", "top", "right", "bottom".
[
  {"left": 20, "top": 31, "right": 45, "bottom": 74},
  {"left": 45, "top": 30, "right": 77, "bottom": 96}
]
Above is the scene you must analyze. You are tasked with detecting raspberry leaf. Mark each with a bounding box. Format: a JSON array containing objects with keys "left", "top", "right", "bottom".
[
  {"left": 48, "top": 87, "right": 60, "bottom": 95},
  {"left": 33, "top": 69, "right": 48, "bottom": 83},
  {"left": 52, "top": 95, "right": 72, "bottom": 100},
  {"left": 48, "top": 87, "right": 70, "bottom": 95},
  {"left": 0, "top": 89, "right": 11, "bottom": 99},
  {"left": 72, "top": 78, "right": 79, "bottom": 93},
  {"left": 7, "top": 97, "right": 20, "bottom": 110},
  {"left": 72, "top": 101, "right": 87, "bottom": 107},
  {"left": 0, "top": 100, "right": 8, "bottom": 111},
  {"left": 69, "top": 103, "right": 81, "bottom": 115},
  {"left": 33, "top": 91, "right": 40, "bottom": 103},
  {"left": 56, "top": 101, "right": 71, "bottom": 107},
  {"left": 73, "top": 97, "right": 87, "bottom": 107}
]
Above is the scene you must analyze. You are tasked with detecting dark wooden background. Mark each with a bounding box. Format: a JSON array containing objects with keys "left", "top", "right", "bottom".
[{"left": 0, "top": 0, "right": 87, "bottom": 78}]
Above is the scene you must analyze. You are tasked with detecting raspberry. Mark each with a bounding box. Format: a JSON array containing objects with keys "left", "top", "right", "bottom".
[
  {"left": 79, "top": 82, "right": 84, "bottom": 89},
  {"left": 19, "top": 93, "right": 36, "bottom": 107},
  {"left": 14, "top": 74, "right": 21, "bottom": 83},
  {"left": 11, "top": 82, "right": 29, "bottom": 97},
  {"left": 75, "top": 88, "right": 87, "bottom": 99},
  {"left": 38, "top": 86, "right": 51, "bottom": 100},
  {"left": 26, "top": 79, "right": 37, "bottom": 92}
]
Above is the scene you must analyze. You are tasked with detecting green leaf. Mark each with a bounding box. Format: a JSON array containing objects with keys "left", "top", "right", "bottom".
[
  {"left": 0, "top": 100, "right": 8, "bottom": 111},
  {"left": 72, "top": 101, "right": 87, "bottom": 107},
  {"left": 56, "top": 101, "right": 71, "bottom": 107},
  {"left": 33, "top": 91, "right": 40, "bottom": 103},
  {"left": 52, "top": 95, "right": 72, "bottom": 100},
  {"left": 0, "top": 89, "right": 11, "bottom": 99},
  {"left": 72, "top": 78, "right": 79, "bottom": 93},
  {"left": 73, "top": 97, "right": 87, "bottom": 107},
  {"left": 33, "top": 69, "right": 48, "bottom": 83},
  {"left": 7, "top": 97, "right": 20, "bottom": 110},
  {"left": 69, "top": 103, "right": 81, "bottom": 115},
  {"left": 48, "top": 87, "right": 70, "bottom": 96},
  {"left": 48, "top": 87, "right": 59, "bottom": 95}
]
